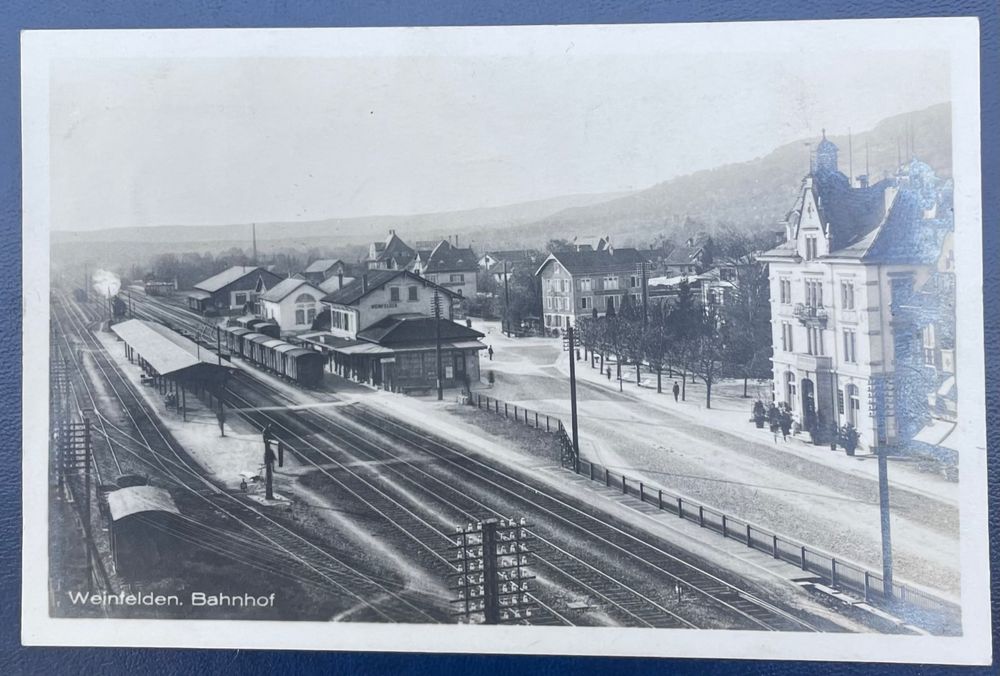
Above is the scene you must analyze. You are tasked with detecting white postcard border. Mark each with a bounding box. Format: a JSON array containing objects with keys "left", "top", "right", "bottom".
[{"left": 20, "top": 18, "right": 991, "bottom": 663}]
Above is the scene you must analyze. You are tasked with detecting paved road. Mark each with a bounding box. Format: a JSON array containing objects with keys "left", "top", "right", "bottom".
[{"left": 477, "top": 326, "right": 960, "bottom": 596}]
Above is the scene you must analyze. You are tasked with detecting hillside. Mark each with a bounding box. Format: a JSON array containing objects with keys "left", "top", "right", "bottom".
[
  {"left": 52, "top": 190, "right": 633, "bottom": 248},
  {"left": 52, "top": 103, "right": 951, "bottom": 259},
  {"left": 502, "top": 102, "right": 952, "bottom": 249}
]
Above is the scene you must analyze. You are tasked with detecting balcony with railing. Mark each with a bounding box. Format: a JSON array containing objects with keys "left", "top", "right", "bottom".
[{"left": 793, "top": 303, "right": 828, "bottom": 327}]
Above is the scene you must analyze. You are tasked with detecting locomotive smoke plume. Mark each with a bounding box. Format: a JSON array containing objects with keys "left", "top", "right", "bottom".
[{"left": 92, "top": 269, "right": 121, "bottom": 298}]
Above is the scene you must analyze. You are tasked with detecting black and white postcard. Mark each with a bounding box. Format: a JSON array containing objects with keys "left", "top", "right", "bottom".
[{"left": 21, "top": 18, "right": 991, "bottom": 663}]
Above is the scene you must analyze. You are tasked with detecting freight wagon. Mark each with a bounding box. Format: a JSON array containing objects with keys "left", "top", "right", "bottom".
[{"left": 220, "top": 325, "right": 325, "bottom": 387}]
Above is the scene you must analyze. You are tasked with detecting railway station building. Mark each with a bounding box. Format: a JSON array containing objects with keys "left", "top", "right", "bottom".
[
  {"left": 186, "top": 266, "right": 283, "bottom": 316},
  {"left": 297, "top": 269, "right": 485, "bottom": 392}
]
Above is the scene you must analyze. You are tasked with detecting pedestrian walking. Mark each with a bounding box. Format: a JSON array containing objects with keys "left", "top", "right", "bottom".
[
  {"left": 768, "top": 403, "right": 781, "bottom": 442},
  {"left": 672, "top": 381, "right": 680, "bottom": 402},
  {"left": 779, "top": 409, "right": 792, "bottom": 442},
  {"left": 487, "top": 345, "right": 494, "bottom": 361}
]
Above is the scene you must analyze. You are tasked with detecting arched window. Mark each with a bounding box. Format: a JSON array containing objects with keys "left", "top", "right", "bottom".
[{"left": 293, "top": 292, "right": 318, "bottom": 326}]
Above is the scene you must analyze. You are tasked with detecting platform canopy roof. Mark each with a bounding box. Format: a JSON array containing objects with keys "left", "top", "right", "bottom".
[
  {"left": 111, "top": 319, "right": 234, "bottom": 381},
  {"left": 107, "top": 485, "right": 180, "bottom": 522}
]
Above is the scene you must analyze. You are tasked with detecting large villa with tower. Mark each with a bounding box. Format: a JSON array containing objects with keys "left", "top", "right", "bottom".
[{"left": 760, "top": 132, "right": 954, "bottom": 453}]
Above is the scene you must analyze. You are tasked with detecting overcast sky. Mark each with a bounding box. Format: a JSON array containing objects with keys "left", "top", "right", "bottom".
[{"left": 47, "top": 27, "right": 951, "bottom": 232}]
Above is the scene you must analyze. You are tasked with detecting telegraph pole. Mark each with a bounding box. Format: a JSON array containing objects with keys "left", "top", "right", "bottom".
[
  {"left": 877, "top": 445, "right": 893, "bottom": 598},
  {"left": 872, "top": 375, "right": 894, "bottom": 599},
  {"left": 451, "top": 518, "right": 535, "bottom": 624},
  {"left": 433, "top": 290, "right": 443, "bottom": 401},
  {"left": 503, "top": 260, "right": 511, "bottom": 337},
  {"left": 640, "top": 261, "right": 648, "bottom": 325},
  {"left": 567, "top": 326, "right": 580, "bottom": 471}
]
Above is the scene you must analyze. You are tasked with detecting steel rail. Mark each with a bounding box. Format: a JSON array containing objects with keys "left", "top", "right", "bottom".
[
  {"left": 225, "top": 375, "right": 702, "bottom": 629},
  {"left": 54, "top": 292, "right": 437, "bottom": 623}
]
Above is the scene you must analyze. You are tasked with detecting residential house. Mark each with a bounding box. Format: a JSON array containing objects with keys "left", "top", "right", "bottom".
[
  {"left": 186, "top": 266, "right": 283, "bottom": 315},
  {"left": 572, "top": 235, "right": 611, "bottom": 252},
  {"left": 410, "top": 239, "right": 479, "bottom": 298},
  {"left": 535, "top": 246, "right": 648, "bottom": 331},
  {"left": 367, "top": 231, "right": 417, "bottom": 270},
  {"left": 299, "top": 258, "right": 351, "bottom": 285},
  {"left": 479, "top": 250, "right": 536, "bottom": 285},
  {"left": 646, "top": 267, "right": 737, "bottom": 309},
  {"left": 659, "top": 237, "right": 712, "bottom": 277},
  {"left": 759, "top": 132, "right": 952, "bottom": 451}
]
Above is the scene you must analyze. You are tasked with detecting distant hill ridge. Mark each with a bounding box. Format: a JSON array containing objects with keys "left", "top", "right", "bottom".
[
  {"left": 512, "top": 102, "right": 951, "bottom": 248},
  {"left": 53, "top": 103, "right": 950, "bottom": 253},
  {"left": 52, "top": 191, "right": 634, "bottom": 247}
]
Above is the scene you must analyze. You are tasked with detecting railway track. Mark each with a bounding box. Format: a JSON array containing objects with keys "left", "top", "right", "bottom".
[
  {"left": 53, "top": 291, "right": 443, "bottom": 623},
  {"left": 227, "top": 369, "right": 826, "bottom": 631},
  {"left": 122, "top": 289, "right": 829, "bottom": 631},
  {"left": 347, "top": 406, "right": 825, "bottom": 632}
]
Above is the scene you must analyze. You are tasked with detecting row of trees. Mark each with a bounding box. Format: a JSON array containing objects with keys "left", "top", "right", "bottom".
[{"left": 573, "top": 269, "right": 772, "bottom": 410}]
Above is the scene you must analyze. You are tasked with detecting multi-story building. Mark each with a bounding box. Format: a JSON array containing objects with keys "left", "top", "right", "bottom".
[
  {"left": 410, "top": 239, "right": 479, "bottom": 297},
  {"left": 760, "top": 133, "right": 952, "bottom": 450},
  {"left": 301, "top": 269, "right": 483, "bottom": 392},
  {"left": 535, "top": 246, "right": 648, "bottom": 331}
]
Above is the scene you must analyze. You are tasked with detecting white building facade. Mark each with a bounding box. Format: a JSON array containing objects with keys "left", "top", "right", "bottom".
[
  {"left": 761, "top": 135, "right": 951, "bottom": 451},
  {"left": 259, "top": 278, "right": 326, "bottom": 332}
]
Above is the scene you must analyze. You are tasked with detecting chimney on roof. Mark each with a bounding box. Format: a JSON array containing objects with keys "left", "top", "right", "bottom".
[
  {"left": 362, "top": 274, "right": 368, "bottom": 294},
  {"left": 337, "top": 272, "right": 344, "bottom": 289},
  {"left": 455, "top": 234, "right": 459, "bottom": 247}
]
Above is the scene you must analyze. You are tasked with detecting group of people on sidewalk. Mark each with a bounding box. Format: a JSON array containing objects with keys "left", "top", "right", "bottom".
[{"left": 752, "top": 400, "right": 794, "bottom": 442}]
